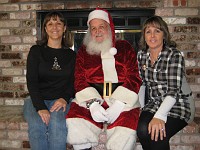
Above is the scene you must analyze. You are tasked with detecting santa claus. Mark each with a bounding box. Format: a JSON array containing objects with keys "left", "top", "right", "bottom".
[{"left": 66, "top": 8, "right": 142, "bottom": 150}]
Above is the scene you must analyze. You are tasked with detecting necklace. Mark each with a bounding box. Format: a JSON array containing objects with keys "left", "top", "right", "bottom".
[
  {"left": 52, "top": 57, "right": 61, "bottom": 70},
  {"left": 150, "top": 48, "right": 161, "bottom": 66},
  {"left": 150, "top": 54, "right": 158, "bottom": 66}
]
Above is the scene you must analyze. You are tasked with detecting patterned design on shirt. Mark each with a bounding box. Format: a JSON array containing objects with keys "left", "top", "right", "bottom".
[{"left": 137, "top": 46, "right": 191, "bottom": 122}]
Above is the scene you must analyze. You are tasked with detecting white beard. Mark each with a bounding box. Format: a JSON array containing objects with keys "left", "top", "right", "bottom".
[{"left": 83, "top": 30, "right": 112, "bottom": 55}]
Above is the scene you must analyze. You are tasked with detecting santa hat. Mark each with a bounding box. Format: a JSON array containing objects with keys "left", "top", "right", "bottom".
[{"left": 87, "top": 8, "right": 117, "bottom": 55}]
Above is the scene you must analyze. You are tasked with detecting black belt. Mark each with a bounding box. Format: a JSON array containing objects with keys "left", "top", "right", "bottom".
[{"left": 88, "top": 82, "right": 123, "bottom": 97}]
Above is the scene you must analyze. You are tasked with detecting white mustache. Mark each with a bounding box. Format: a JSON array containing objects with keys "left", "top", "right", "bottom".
[{"left": 96, "top": 34, "right": 103, "bottom": 37}]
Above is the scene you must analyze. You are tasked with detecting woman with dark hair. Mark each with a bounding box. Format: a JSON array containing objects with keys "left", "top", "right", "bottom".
[
  {"left": 137, "top": 16, "right": 195, "bottom": 150},
  {"left": 23, "top": 11, "right": 76, "bottom": 150}
]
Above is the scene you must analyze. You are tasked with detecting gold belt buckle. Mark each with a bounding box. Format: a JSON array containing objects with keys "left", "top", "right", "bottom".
[{"left": 103, "top": 81, "right": 112, "bottom": 98}]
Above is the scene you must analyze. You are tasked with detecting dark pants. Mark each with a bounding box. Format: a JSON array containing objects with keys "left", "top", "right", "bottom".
[{"left": 137, "top": 111, "right": 187, "bottom": 150}]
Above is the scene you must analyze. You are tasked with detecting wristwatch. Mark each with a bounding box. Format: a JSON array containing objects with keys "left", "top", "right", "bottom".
[{"left": 86, "top": 98, "right": 102, "bottom": 109}]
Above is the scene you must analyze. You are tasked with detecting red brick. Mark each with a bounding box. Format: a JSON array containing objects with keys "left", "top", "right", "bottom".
[
  {"left": 181, "top": 134, "right": 200, "bottom": 143},
  {"left": 11, "top": 45, "right": 31, "bottom": 52},
  {"left": 0, "top": 122, "right": 6, "bottom": 129},
  {"left": 176, "top": 43, "right": 197, "bottom": 51},
  {"left": 11, "top": 60, "right": 26, "bottom": 67},
  {"left": 0, "top": 13, "right": 9, "bottom": 20},
  {"left": 187, "top": 35, "right": 200, "bottom": 43},
  {"left": 138, "top": 1, "right": 163, "bottom": 7},
  {"left": 22, "top": 141, "right": 30, "bottom": 148},
  {"left": 0, "top": 45, "right": 11, "bottom": 52},
  {"left": 0, "top": 92, "right": 13, "bottom": 98},
  {"left": 0, "top": 130, "right": 7, "bottom": 138},
  {"left": 0, "top": 77, "right": 12, "bottom": 83},
  {"left": 183, "top": 122, "right": 198, "bottom": 133},
  {"left": 170, "top": 134, "right": 181, "bottom": 143},
  {"left": 186, "top": 77, "right": 196, "bottom": 84},
  {"left": 8, "top": 130, "right": 28, "bottom": 140},
  {"left": 181, "top": 0, "right": 187, "bottom": 6},
  {"left": 155, "top": 8, "right": 173, "bottom": 16},
  {"left": 11, "top": 28, "right": 32, "bottom": 35},
  {"left": 14, "top": 91, "right": 29, "bottom": 98},
  {"left": 22, "top": 20, "right": 35, "bottom": 28},
  {"left": 1, "top": 36, "right": 21, "bottom": 44},
  {"left": 20, "top": 122, "right": 28, "bottom": 130},
  {"left": 173, "top": 0, "right": 179, "bottom": 6},
  {"left": 11, "top": 0, "right": 37, "bottom": 2},
  {"left": 4, "top": 84, "right": 24, "bottom": 91},
  {"left": 174, "top": 26, "right": 198, "bottom": 33},
  {"left": 41, "top": 3, "right": 64, "bottom": 10},
  {"left": 187, "top": 17, "right": 200, "bottom": 24},
  {"left": 186, "top": 68, "right": 200, "bottom": 76},
  {"left": 171, "top": 34, "right": 186, "bottom": 42},
  {"left": 10, "top": 12, "right": 31, "bottom": 19},
  {"left": 0, "top": 4, "right": 19, "bottom": 11},
  {"left": 187, "top": 52, "right": 200, "bottom": 59},
  {"left": 73, "top": 1, "right": 112, "bottom": 9},
  {"left": 195, "top": 145, "right": 200, "bottom": 150},
  {"left": 1, "top": 53, "right": 21, "bottom": 59},
  {"left": 0, "top": 139, "right": 21, "bottom": 148},
  {"left": 7, "top": 122, "right": 20, "bottom": 130},
  {"left": 114, "top": 1, "right": 137, "bottom": 8},
  {"left": 170, "top": 145, "right": 194, "bottom": 150}
]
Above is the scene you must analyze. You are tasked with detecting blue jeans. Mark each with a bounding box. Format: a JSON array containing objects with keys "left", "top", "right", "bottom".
[{"left": 23, "top": 97, "right": 70, "bottom": 150}]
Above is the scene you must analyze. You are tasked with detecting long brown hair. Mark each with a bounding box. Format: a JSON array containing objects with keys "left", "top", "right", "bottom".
[
  {"left": 139, "top": 16, "right": 176, "bottom": 51},
  {"left": 36, "top": 11, "right": 73, "bottom": 48}
]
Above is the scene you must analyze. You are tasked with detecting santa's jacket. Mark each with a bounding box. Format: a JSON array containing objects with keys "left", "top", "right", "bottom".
[
  {"left": 66, "top": 40, "right": 142, "bottom": 149},
  {"left": 74, "top": 40, "right": 141, "bottom": 107}
]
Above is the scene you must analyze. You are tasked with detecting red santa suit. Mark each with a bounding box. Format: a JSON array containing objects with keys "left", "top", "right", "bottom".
[{"left": 66, "top": 8, "right": 141, "bottom": 150}]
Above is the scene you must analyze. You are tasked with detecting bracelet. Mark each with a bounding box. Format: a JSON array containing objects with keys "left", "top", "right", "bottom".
[{"left": 86, "top": 98, "right": 102, "bottom": 109}]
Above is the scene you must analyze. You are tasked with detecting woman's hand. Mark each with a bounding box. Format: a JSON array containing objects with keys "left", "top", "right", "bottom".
[
  {"left": 50, "top": 98, "right": 67, "bottom": 112},
  {"left": 38, "top": 110, "right": 50, "bottom": 125},
  {"left": 148, "top": 117, "right": 166, "bottom": 141}
]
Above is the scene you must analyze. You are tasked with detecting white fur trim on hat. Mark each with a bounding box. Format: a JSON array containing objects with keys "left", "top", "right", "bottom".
[{"left": 87, "top": 9, "right": 110, "bottom": 26}]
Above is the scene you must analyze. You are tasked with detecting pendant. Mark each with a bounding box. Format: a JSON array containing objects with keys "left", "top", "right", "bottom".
[
  {"left": 142, "top": 64, "right": 147, "bottom": 71},
  {"left": 52, "top": 57, "right": 61, "bottom": 70}
]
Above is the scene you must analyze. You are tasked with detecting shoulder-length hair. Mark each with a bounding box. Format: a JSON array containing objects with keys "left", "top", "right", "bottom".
[
  {"left": 36, "top": 11, "right": 73, "bottom": 48},
  {"left": 139, "top": 16, "right": 176, "bottom": 51}
]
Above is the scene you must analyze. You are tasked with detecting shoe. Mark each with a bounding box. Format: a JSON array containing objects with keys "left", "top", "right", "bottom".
[
  {"left": 66, "top": 143, "right": 74, "bottom": 150},
  {"left": 81, "top": 148, "right": 92, "bottom": 150}
]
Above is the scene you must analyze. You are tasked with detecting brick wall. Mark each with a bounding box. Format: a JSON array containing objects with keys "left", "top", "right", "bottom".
[{"left": 0, "top": 0, "right": 199, "bottom": 149}]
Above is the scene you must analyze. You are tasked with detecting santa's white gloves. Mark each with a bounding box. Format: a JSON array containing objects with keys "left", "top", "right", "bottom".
[
  {"left": 89, "top": 102, "right": 108, "bottom": 123},
  {"left": 106, "top": 100, "right": 125, "bottom": 124}
]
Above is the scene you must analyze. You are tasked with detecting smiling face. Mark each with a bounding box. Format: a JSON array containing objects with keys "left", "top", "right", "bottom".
[
  {"left": 45, "top": 16, "right": 66, "bottom": 42},
  {"left": 144, "top": 25, "right": 164, "bottom": 51},
  {"left": 89, "top": 18, "right": 110, "bottom": 43}
]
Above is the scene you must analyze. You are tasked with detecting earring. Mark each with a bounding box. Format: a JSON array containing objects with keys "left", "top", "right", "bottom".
[
  {"left": 163, "top": 39, "right": 166, "bottom": 45},
  {"left": 63, "top": 32, "right": 65, "bottom": 38}
]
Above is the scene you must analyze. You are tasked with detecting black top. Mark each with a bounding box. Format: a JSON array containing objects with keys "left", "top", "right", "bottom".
[{"left": 26, "top": 45, "right": 76, "bottom": 111}]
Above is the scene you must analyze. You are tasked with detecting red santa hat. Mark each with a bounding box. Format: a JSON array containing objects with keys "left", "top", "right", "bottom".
[{"left": 87, "top": 8, "right": 117, "bottom": 55}]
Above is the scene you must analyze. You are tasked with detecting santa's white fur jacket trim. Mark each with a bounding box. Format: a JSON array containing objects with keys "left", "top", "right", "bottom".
[
  {"left": 76, "top": 87, "right": 102, "bottom": 104},
  {"left": 110, "top": 86, "right": 140, "bottom": 109},
  {"left": 75, "top": 86, "right": 140, "bottom": 109}
]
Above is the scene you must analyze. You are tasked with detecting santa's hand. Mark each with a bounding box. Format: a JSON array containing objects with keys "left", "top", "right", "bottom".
[
  {"left": 89, "top": 102, "right": 108, "bottom": 122},
  {"left": 106, "top": 100, "right": 125, "bottom": 124}
]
